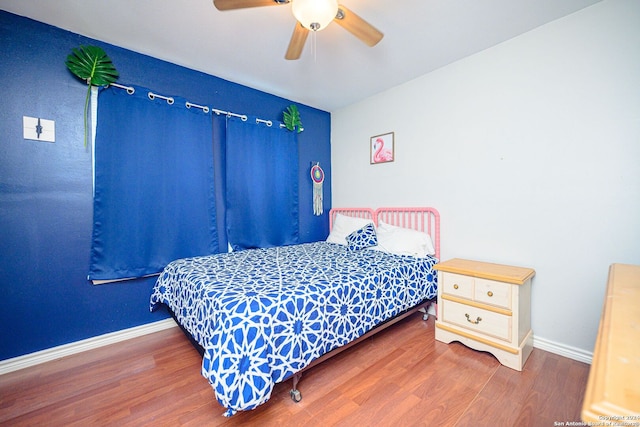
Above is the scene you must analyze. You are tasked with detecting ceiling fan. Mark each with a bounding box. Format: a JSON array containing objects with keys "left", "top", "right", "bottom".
[{"left": 212, "top": 0, "right": 384, "bottom": 60}]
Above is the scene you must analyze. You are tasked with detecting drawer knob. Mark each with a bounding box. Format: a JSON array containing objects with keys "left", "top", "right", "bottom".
[
  {"left": 453, "top": 284, "right": 459, "bottom": 289},
  {"left": 487, "top": 291, "right": 493, "bottom": 297},
  {"left": 465, "top": 313, "right": 482, "bottom": 324}
]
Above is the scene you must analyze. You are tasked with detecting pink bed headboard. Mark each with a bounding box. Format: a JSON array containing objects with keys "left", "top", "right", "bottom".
[
  {"left": 329, "top": 208, "right": 376, "bottom": 231},
  {"left": 329, "top": 207, "right": 441, "bottom": 259},
  {"left": 376, "top": 207, "right": 440, "bottom": 260}
]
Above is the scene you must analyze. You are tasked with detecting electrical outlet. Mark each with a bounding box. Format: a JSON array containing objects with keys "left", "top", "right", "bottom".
[{"left": 23, "top": 116, "right": 55, "bottom": 142}]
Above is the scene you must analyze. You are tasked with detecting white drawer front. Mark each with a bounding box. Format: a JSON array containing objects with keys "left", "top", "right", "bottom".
[
  {"left": 474, "top": 278, "right": 511, "bottom": 309},
  {"left": 442, "top": 300, "right": 511, "bottom": 342},
  {"left": 441, "top": 272, "right": 473, "bottom": 299}
]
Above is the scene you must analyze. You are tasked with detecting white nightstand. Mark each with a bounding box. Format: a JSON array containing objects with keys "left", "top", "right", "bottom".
[{"left": 434, "top": 258, "right": 535, "bottom": 371}]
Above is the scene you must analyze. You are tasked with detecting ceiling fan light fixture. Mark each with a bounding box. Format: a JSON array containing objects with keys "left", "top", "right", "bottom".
[{"left": 292, "top": 0, "right": 339, "bottom": 31}]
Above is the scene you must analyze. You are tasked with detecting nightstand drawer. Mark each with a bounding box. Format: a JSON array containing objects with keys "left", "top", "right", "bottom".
[
  {"left": 442, "top": 272, "right": 473, "bottom": 299},
  {"left": 441, "top": 300, "right": 511, "bottom": 341},
  {"left": 474, "top": 278, "right": 511, "bottom": 309}
]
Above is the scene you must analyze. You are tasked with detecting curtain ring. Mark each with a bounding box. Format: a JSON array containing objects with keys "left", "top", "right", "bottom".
[
  {"left": 148, "top": 92, "right": 155, "bottom": 100},
  {"left": 186, "top": 102, "right": 210, "bottom": 114},
  {"left": 166, "top": 97, "right": 174, "bottom": 105},
  {"left": 241, "top": 115, "right": 248, "bottom": 122}
]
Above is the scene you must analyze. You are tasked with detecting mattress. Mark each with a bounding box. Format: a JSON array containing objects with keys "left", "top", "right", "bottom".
[{"left": 150, "top": 241, "right": 437, "bottom": 415}]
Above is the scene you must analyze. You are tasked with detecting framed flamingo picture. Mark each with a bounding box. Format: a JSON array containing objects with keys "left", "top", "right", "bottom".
[{"left": 370, "top": 132, "right": 394, "bottom": 164}]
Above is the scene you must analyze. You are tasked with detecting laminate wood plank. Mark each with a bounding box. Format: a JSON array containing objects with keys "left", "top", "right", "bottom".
[
  {"left": 456, "top": 349, "right": 544, "bottom": 419},
  {"left": 0, "top": 314, "right": 590, "bottom": 426}
]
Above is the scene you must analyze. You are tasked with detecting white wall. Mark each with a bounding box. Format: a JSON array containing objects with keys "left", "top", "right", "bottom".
[{"left": 331, "top": 0, "right": 640, "bottom": 357}]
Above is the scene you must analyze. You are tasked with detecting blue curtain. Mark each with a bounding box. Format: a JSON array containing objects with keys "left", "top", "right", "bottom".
[
  {"left": 88, "top": 85, "right": 218, "bottom": 281},
  {"left": 225, "top": 117, "right": 299, "bottom": 250},
  {"left": 212, "top": 113, "right": 229, "bottom": 252}
]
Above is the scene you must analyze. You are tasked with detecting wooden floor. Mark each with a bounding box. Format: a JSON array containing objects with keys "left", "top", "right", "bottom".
[{"left": 0, "top": 313, "right": 591, "bottom": 426}]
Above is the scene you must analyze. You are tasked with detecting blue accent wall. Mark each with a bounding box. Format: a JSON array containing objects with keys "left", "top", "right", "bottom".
[{"left": 0, "top": 11, "right": 332, "bottom": 361}]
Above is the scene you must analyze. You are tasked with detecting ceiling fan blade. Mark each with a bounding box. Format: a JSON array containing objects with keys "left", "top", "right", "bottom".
[
  {"left": 285, "top": 23, "right": 309, "bottom": 60},
  {"left": 334, "top": 4, "right": 383, "bottom": 47},
  {"left": 213, "top": 0, "right": 289, "bottom": 11}
]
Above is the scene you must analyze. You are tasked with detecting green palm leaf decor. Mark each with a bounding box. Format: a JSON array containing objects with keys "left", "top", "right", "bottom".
[
  {"left": 283, "top": 104, "right": 303, "bottom": 133},
  {"left": 65, "top": 45, "right": 119, "bottom": 147}
]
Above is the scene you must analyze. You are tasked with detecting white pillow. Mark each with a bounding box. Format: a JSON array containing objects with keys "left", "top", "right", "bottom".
[
  {"left": 326, "top": 213, "right": 375, "bottom": 246},
  {"left": 375, "top": 220, "right": 436, "bottom": 257}
]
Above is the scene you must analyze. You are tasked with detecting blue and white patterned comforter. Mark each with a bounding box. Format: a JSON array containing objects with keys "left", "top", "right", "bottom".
[{"left": 150, "top": 241, "right": 437, "bottom": 416}]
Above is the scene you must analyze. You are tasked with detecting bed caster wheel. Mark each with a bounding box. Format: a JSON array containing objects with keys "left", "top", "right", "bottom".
[{"left": 290, "top": 389, "right": 302, "bottom": 403}]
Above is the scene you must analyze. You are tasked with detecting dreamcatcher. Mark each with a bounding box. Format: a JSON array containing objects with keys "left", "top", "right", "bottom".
[{"left": 310, "top": 163, "right": 324, "bottom": 216}]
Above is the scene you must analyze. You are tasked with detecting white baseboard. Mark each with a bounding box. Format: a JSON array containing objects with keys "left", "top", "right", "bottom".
[
  {"left": 533, "top": 335, "right": 593, "bottom": 365},
  {"left": 0, "top": 318, "right": 177, "bottom": 376}
]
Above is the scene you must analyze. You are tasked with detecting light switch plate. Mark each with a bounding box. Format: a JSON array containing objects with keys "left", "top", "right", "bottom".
[{"left": 23, "top": 116, "right": 55, "bottom": 142}]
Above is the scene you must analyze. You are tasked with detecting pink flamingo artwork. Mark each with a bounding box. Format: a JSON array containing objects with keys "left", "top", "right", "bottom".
[{"left": 372, "top": 137, "right": 393, "bottom": 163}]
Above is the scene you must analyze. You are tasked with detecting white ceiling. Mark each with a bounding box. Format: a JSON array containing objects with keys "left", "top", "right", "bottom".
[{"left": 1, "top": 0, "right": 601, "bottom": 112}]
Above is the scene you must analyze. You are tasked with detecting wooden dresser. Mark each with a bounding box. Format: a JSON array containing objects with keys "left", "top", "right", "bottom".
[
  {"left": 582, "top": 263, "right": 640, "bottom": 423},
  {"left": 434, "top": 258, "right": 535, "bottom": 371}
]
